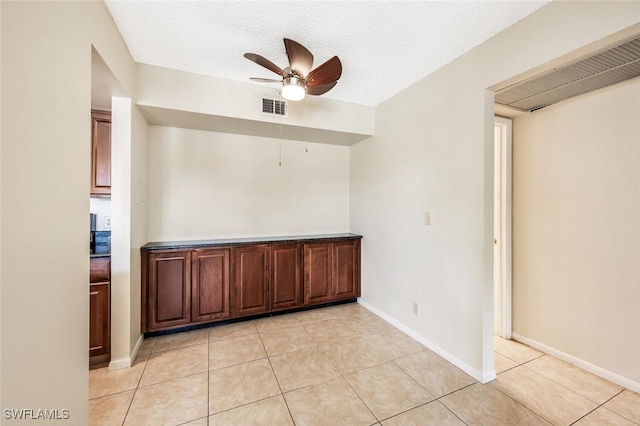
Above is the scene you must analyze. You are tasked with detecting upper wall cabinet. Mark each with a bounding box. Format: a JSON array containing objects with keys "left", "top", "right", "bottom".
[{"left": 91, "top": 110, "right": 111, "bottom": 197}]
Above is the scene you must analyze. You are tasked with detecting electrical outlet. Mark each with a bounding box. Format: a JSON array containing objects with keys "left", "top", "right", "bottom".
[
  {"left": 424, "top": 211, "right": 432, "bottom": 225},
  {"left": 412, "top": 302, "right": 419, "bottom": 316},
  {"left": 104, "top": 216, "right": 111, "bottom": 229}
]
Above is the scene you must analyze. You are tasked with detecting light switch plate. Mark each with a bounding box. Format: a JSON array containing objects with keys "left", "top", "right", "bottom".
[
  {"left": 424, "top": 212, "right": 432, "bottom": 225},
  {"left": 104, "top": 216, "right": 111, "bottom": 229}
]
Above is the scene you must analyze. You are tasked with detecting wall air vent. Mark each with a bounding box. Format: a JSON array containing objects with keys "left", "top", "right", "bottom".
[
  {"left": 262, "top": 98, "right": 287, "bottom": 117},
  {"left": 496, "top": 35, "right": 640, "bottom": 112}
]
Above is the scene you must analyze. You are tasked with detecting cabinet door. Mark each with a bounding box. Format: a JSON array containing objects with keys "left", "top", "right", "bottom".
[
  {"left": 332, "top": 239, "right": 360, "bottom": 300},
  {"left": 303, "top": 243, "right": 333, "bottom": 305},
  {"left": 90, "top": 258, "right": 110, "bottom": 283},
  {"left": 148, "top": 251, "right": 191, "bottom": 330},
  {"left": 91, "top": 110, "right": 111, "bottom": 197},
  {"left": 192, "top": 248, "right": 230, "bottom": 322},
  {"left": 270, "top": 243, "right": 302, "bottom": 310},
  {"left": 89, "top": 282, "right": 110, "bottom": 361},
  {"left": 234, "top": 245, "right": 269, "bottom": 316}
]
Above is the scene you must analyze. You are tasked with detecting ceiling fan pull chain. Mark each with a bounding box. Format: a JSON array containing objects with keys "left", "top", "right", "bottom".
[
  {"left": 278, "top": 111, "right": 283, "bottom": 166},
  {"left": 305, "top": 96, "right": 309, "bottom": 153}
]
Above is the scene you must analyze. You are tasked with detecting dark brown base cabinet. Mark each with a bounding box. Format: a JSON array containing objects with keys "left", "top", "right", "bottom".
[
  {"left": 270, "top": 243, "right": 302, "bottom": 310},
  {"left": 192, "top": 248, "right": 231, "bottom": 322},
  {"left": 234, "top": 245, "right": 270, "bottom": 316},
  {"left": 141, "top": 234, "right": 361, "bottom": 333},
  {"left": 90, "top": 257, "right": 110, "bottom": 365},
  {"left": 304, "top": 239, "right": 360, "bottom": 305},
  {"left": 145, "top": 250, "right": 192, "bottom": 331},
  {"left": 233, "top": 243, "right": 304, "bottom": 317}
]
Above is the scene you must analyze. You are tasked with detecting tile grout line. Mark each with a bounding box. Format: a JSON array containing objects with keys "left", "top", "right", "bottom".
[
  {"left": 432, "top": 381, "right": 476, "bottom": 425},
  {"left": 434, "top": 399, "right": 471, "bottom": 426},
  {"left": 341, "top": 372, "right": 380, "bottom": 423},
  {"left": 568, "top": 406, "right": 600, "bottom": 425},
  {"left": 118, "top": 312, "right": 433, "bottom": 422},
  {"left": 489, "top": 370, "right": 570, "bottom": 424},
  {"left": 435, "top": 382, "right": 477, "bottom": 400},
  {"left": 262, "top": 306, "right": 384, "bottom": 423},
  {"left": 119, "top": 350, "right": 151, "bottom": 425},
  {"left": 493, "top": 344, "right": 534, "bottom": 368},
  {"left": 312, "top": 308, "right": 380, "bottom": 424},
  {"left": 124, "top": 335, "right": 210, "bottom": 419},
  {"left": 490, "top": 368, "right": 577, "bottom": 424},
  {"left": 565, "top": 388, "right": 631, "bottom": 426},
  {"left": 348, "top": 351, "right": 442, "bottom": 412},
  {"left": 390, "top": 354, "right": 441, "bottom": 402},
  {"left": 471, "top": 343, "right": 566, "bottom": 425},
  {"left": 96, "top": 308, "right": 637, "bottom": 425},
  {"left": 516, "top": 357, "right": 627, "bottom": 416},
  {"left": 256, "top": 322, "right": 297, "bottom": 425},
  {"left": 491, "top": 348, "right": 572, "bottom": 424}
]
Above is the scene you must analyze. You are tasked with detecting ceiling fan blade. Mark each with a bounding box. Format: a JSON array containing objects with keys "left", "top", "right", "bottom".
[
  {"left": 244, "top": 53, "right": 286, "bottom": 77},
  {"left": 250, "top": 77, "right": 282, "bottom": 83},
  {"left": 284, "top": 38, "right": 313, "bottom": 78},
  {"left": 307, "top": 81, "right": 337, "bottom": 96},
  {"left": 306, "top": 56, "right": 342, "bottom": 87}
]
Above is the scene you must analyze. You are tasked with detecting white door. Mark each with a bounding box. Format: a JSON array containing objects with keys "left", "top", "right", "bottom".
[{"left": 494, "top": 117, "right": 512, "bottom": 339}]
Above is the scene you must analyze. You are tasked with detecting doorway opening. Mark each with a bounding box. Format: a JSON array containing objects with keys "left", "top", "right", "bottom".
[{"left": 493, "top": 116, "right": 512, "bottom": 339}]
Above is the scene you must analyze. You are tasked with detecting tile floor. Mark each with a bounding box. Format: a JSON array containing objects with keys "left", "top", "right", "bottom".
[{"left": 89, "top": 303, "right": 640, "bottom": 425}]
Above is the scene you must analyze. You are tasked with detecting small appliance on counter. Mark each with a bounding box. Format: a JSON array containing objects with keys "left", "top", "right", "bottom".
[
  {"left": 90, "top": 213, "right": 97, "bottom": 254},
  {"left": 94, "top": 231, "right": 111, "bottom": 255}
]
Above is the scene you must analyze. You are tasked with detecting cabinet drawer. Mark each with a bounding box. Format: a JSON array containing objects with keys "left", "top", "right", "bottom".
[{"left": 90, "top": 258, "right": 110, "bottom": 283}]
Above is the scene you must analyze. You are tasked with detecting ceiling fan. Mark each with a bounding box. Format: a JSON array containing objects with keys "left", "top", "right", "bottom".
[{"left": 244, "top": 38, "right": 342, "bottom": 101}]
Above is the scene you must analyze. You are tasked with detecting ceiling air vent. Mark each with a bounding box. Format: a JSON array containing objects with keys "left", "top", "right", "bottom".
[
  {"left": 496, "top": 35, "right": 640, "bottom": 112},
  {"left": 262, "top": 98, "right": 287, "bottom": 117}
]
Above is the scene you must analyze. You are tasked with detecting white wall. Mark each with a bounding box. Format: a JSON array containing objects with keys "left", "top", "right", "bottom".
[
  {"left": 512, "top": 80, "right": 640, "bottom": 387},
  {"left": 110, "top": 98, "right": 149, "bottom": 370},
  {"left": 129, "top": 106, "right": 149, "bottom": 357},
  {"left": 111, "top": 98, "right": 133, "bottom": 368},
  {"left": 90, "top": 197, "right": 111, "bottom": 231},
  {"left": 0, "top": 1, "right": 140, "bottom": 421},
  {"left": 0, "top": 0, "right": 4, "bottom": 410},
  {"left": 137, "top": 64, "right": 374, "bottom": 142},
  {"left": 148, "top": 126, "right": 350, "bottom": 241},
  {"left": 350, "top": 1, "right": 640, "bottom": 383}
]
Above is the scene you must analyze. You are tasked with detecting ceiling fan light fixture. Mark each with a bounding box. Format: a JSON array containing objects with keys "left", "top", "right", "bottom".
[
  {"left": 245, "top": 39, "right": 341, "bottom": 99},
  {"left": 281, "top": 75, "right": 306, "bottom": 101}
]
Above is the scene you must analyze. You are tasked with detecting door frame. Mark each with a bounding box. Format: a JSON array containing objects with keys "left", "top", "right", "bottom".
[{"left": 494, "top": 116, "right": 512, "bottom": 339}]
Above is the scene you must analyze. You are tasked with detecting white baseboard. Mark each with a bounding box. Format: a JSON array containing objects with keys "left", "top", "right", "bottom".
[
  {"left": 108, "top": 357, "right": 131, "bottom": 371},
  {"left": 108, "top": 334, "right": 144, "bottom": 371},
  {"left": 511, "top": 332, "right": 640, "bottom": 393},
  {"left": 131, "top": 333, "right": 144, "bottom": 363},
  {"left": 357, "top": 298, "right": 496, "bottom": 384}
]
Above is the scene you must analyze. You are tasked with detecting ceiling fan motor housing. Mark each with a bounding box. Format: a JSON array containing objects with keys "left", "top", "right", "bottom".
[
  {"left": 245, "top": 38, "right": 342, "bottom": 100},
  {"left": 281, "top": 75, "right": 306, "bottom": 101}
]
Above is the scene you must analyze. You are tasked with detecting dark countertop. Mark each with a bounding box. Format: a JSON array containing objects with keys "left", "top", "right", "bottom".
[
  {"left": 141, "top": 233, "right": 362, "bottom": 251},
  {"left": 90, "top": 253, "right": 111, "bottom": 259}
]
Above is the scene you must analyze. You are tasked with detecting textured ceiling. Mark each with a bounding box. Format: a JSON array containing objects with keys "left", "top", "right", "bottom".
[{"left": 104, "top": 0, "right": 549, "bottom": 106}]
